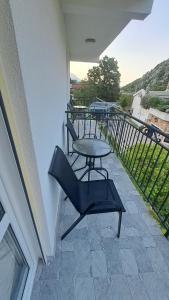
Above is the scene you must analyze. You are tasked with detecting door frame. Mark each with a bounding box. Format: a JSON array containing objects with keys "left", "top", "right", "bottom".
[
  {"left": 0, "top": 92, "right": 45, "bottom": 298},
  {"left": 0, "top": 91, "right": 45, "bottom": 262}
]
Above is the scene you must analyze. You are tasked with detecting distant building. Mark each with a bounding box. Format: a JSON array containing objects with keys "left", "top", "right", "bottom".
[
  {"left": 132, "top": 87, "right": 169, "bottom": 134},
  {"left": 70, "top": 82, "right": 81, "bottom": 90}
]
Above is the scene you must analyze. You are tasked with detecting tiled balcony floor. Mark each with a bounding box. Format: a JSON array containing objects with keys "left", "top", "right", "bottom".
[{"left": 31, "top": 153, "right": 169, "bottom": 300}]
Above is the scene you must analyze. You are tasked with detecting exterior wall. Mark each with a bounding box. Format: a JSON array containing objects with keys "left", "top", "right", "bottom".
[
  {"left": 0, "top": 0, "right": 49, "bottom": 258},
  {"left": 148, "top": 113, "right": 169, "bottom": 133},
  {"left": 132, "top": 89, "right": 148, "bottom": 122},
  {"left": 149, "top": 108, "right": 169, "bottom": 122},
  {"left": 9, "top": 0, "right": 69, "bottom": 254},
  {"left": 132, "top": 90, "right": 169, "bottom": 133}
]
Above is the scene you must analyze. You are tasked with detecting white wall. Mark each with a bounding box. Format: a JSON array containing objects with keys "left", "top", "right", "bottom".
[
  {"left": 132, "top": 90, "right": 169, "bottom": 124},
  {"left": 9, "top": 0, "right": 69, "bottom": 254},
  {"left": 0, "top": 0, "right": 50, "bottom": 258},
  {"left": 132, "top": 89, "right": 149, "bottom": 122},
  {"left": 149, "top": 108, "right": 169, "bottom": 122}
]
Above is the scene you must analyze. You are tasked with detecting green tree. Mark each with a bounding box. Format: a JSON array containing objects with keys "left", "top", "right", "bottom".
[
  {"left": 73, "top": 56, "right": 120, "bottom": 102},
  {"left": 119, "top": 94, "right": 133, "bottom": 109},
  {"left": 87, "top": 56, "right": 120, "bottom": 101},
  {"left": 73, "top": 79, "right": 96, "bottom": 101}
]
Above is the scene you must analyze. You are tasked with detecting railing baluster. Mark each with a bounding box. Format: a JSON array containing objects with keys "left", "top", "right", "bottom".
[
  {"left": 151, "top": 169, "right": 169, "bottom": 206},
  {"left": 118, "top": 115, "right": 126, "bottom": 154},
  {"left": 127, "top": 127, "right": 138, "bottom": 170},
  {"left": 147, "top": 152, "right": 169, "bottom": 202},
  {"left": 138, "top": 139, "right": 154, "bottom": 186},
  {"left": 143, "top": 147, "right": 163, "bottom": 195},
  {"left": 134, "top": 135, "right": 148, "bottom": 181},
  {"left": 121, "top": 121, "right": 131, "bottom": 161},
  {"left": 157, "top": 191, "right": 169, "bottom": 215},
  {"left": 124, "top": 125, "right": 135, "bottom": 166},
  {"left": 130, "top": 131, "right": 142, "bottom": 174},
  {"left": 119, "top": 118, "right": 127, "bottom": 155}
]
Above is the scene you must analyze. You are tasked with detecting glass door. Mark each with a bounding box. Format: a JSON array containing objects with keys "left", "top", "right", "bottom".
[{"left": 0, "top": 201, "right": 29, "bottom": 300}]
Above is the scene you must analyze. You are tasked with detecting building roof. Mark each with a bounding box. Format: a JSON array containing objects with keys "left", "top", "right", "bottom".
[
  {"left": 133, "top": 89, "right": 169, "bottom": 99},
  {"left": 70, "top": 83, "right": 81, "bottom": 89},
  {"left": 61, "top": 0, "right": 154, "bottom": 62}
]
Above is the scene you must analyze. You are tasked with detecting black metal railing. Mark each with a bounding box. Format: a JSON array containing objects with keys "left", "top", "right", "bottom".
[
  {"left": 70, "top": 97, "right": 104, "bottom": 108},
  {"left": 65, "top": 110, "right": 169, "bottom": 238}
]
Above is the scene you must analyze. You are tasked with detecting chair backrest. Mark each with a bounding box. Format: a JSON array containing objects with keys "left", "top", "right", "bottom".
[
  {"left": 48, "top": 146, "right": 81, "bottom": 212},
  {"left": 66, "top": 118, "right": 78, "bottom": 141}
]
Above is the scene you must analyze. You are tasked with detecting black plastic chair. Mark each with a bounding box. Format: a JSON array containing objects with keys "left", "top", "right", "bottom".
[
  {"left": 48, "top": 146, "right": 125, "bottom": 240},
  {"left": 66, "top": 118, "right": 103, "bottom": 170},
  {"left": 66, "top": 118, "right": 80, "bottom": 168},
  {"left": 66, "top": 118, "right": 78, "bottom": 142}
]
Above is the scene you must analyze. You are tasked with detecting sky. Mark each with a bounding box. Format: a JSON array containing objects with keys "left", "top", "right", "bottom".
[{"left": 70, "top": 0, "right": 169, "bottom": 86}]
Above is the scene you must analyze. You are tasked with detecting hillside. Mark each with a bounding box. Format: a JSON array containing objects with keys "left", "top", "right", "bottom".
[{"left": 122, "top": 59, "right": 169, "bottom": 93}]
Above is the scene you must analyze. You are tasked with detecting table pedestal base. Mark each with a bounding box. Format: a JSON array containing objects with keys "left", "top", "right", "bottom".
[{"left": 74, "top": 157, "right": 109, "bottom": 180}]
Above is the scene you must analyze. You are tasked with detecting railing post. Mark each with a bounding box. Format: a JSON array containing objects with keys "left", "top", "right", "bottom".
[
  {"left": 66, "top": 113, "right": 70, "bottom": 155},
  {"left": 164, "top": 228, "right": 169, "bottom": 239},
  {"left": 118, "top": 114, "right": 126, "bottom": 155}
]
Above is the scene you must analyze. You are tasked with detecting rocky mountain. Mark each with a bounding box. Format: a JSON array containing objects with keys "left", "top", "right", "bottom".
[{"left": 122, "top": 58, "right": 169, "bottom": 93}]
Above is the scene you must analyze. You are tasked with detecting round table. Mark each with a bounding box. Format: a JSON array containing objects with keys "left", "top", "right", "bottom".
[{"left": 72, "top": 138, "right": 111, "bottom": 180}]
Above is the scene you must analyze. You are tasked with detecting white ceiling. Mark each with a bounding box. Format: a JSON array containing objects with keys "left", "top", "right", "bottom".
[{"left": 61, "top": 0, "right": 154, "bottom": 62}]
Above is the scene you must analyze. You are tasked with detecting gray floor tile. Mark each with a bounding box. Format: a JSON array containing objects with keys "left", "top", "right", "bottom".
[
  {"left": 75, "top": 277, "right": 95, "bottom": 300},
  {"left": 142, "top": 236, "right": 156, "bottom": 248},
  {"left": 94, "top": 277, "right": 113, "bottom": 300},
  {"left": 39, "top": 256, "right": 60, "bottom": 280},
  {"left": 61, "top": 240, "right": 74, "bottom": 252},
  {"left": 38, "top": 279, "right": 58, "bottom": 300},
  {"left": 110, "top": 275, "right": 132, "bottom": 300},
  {"left": 66, "top": 227, "right": 89, "bottom": 242},
  {"left": 88, "top": 227, "right": 102, "bottom": 250},
  {"left": 120, "top": 249, "right": 138, "bottom": 275},
  {"left": 91, "top": 250, "right": 107, "bottom": 278},
  {"left": 59, "top": 251, "right": 76, "bottom": 278},
  {"left": 102, "top": 238, "right": 123, "bottom": 275},
  {"left": 133, "top": 247, "right": 153, "bottom": 273},
  {"left": 125, "top": 201, "right": 139, "bottom": 214},
  {"left": 56, "top": 278, "right": 75, "bottom": 300},
  {"left": 141, "top": 272, "right": 169, "bottom": 300},
  {"left": 147, "top": 247, "right": 168, "bottom": 272},
  {"left": 127, "top": 275, "right": 149, "bottom": 300},
  {"left": 74, "top": 239, "right": 92, "bottom": 277},
  {"left": 94, "top": 275, "right": 133, "bottom": 300}
]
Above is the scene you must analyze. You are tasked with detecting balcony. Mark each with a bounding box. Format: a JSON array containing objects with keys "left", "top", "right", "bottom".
[{"left": 31, "top": 109, "right": 169, "bottom": 300}]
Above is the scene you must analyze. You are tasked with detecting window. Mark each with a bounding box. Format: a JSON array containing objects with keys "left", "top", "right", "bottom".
[{"left": 0, "top": 203, "right": 29, "bottom": 300}]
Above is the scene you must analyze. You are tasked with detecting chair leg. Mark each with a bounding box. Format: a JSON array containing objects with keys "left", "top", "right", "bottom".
[
  {"left": 71, "top": 154, "right": 80, "bottom": 167},
  {"left": 100, "top": 158, "right": 102, "bottom": 168},
  {"left": 61, "top": 215, "right": 85, "bottom": 240},
  {"left": 117, "top": 211, "right": 122, "bottom": 238}
]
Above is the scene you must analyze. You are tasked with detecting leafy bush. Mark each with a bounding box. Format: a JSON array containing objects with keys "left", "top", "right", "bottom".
[
  {"left": 119, "top": 94, "right": 133, "bottom": 109},
  {"left": 141, "top": 96, "right": 169, "bottom": 112},
  {"left": 123, "top": 143, "right": 169, "bottom": 228}
]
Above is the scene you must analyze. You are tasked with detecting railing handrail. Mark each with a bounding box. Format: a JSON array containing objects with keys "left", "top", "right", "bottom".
[{"left": 65, "top": 109, "right": 169, "bottom": 139}]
